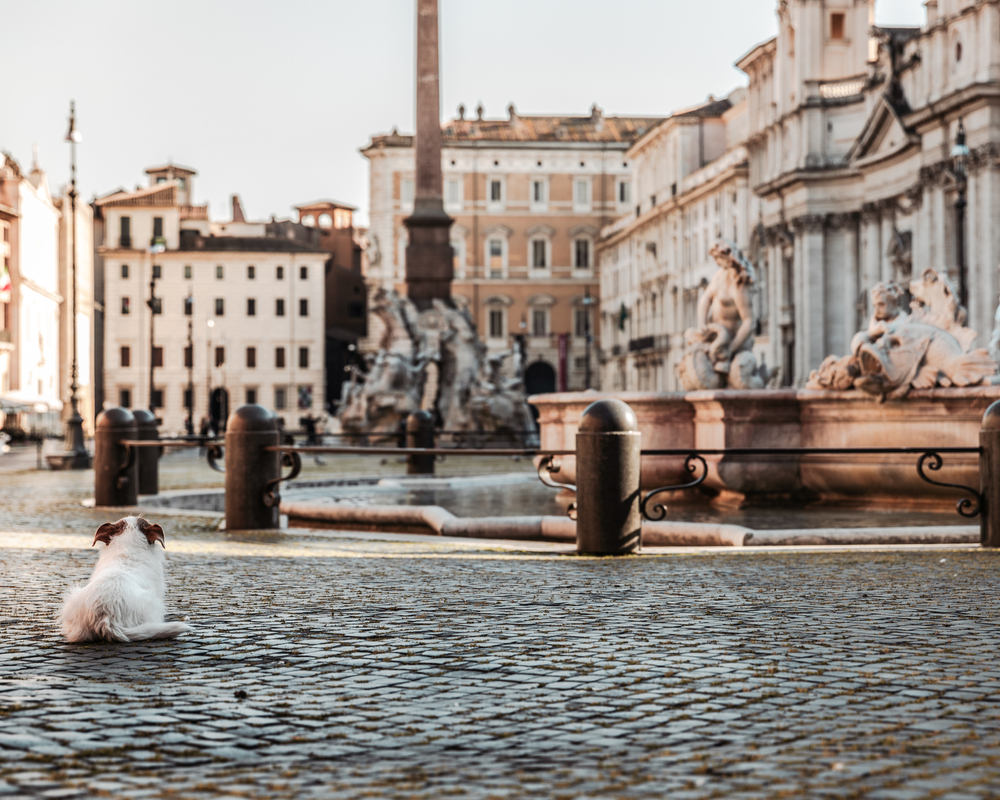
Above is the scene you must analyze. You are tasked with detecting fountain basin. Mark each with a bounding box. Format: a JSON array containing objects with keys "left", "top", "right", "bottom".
[{"left": 531, "top": 387, "right": 998, "bottom": 510}]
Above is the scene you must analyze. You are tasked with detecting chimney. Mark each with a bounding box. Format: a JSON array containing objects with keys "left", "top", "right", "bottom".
[
  {"left": 231, "top": 194, "right": 246, "bottom": 223},
  {"left": 590, "top": 103, "right": 604, "bottom": 131},
  {"left": 508, "top": 103, "right": 518, "bottom": 125}
]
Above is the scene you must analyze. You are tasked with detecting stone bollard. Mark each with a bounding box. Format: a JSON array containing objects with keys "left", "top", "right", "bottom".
[
  {"left": 406, "top": 410, "right": 435, "bottom": 475},
  {"left": 94, "top": 407, "right": 138, "bottom": 507},
  {"left": 225, "top": 404, "right": 281, "bottom": 531},
  {"left": 575, "top": 398, "right": 642, "bottom": 555},
  {"left": 980, "top": 400, "right": 1000, "bottom": 547},
  {"left": 132, "top": 409, "right": 160, "bottom": 496}
]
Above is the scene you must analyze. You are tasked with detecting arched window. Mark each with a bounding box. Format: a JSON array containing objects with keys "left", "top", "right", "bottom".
[{"left": 318, "top": 213, "right": 332, "bottom": 229}]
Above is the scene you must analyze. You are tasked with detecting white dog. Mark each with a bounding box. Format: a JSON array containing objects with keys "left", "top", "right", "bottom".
[{"left": 59, "top": 516, "right": 193, "bottom": 642}]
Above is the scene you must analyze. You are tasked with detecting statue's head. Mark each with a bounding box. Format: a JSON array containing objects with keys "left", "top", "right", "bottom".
[
  {"left": 709, "top": 239, "right": 755, "bottom": 286},
  {"left": 709, "top": 241, "right": 736, "bottom": 270},
  {"left": 870, "top": 282, "right": 904, "bottom": 321}
]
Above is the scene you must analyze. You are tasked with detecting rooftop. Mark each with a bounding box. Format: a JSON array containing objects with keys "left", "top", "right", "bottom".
[
  {"left": 179, "top": 231, "right": 327, "bottom": 254},
  {"left": 364, "top": 107, "right": 665, "bottom": 151}
]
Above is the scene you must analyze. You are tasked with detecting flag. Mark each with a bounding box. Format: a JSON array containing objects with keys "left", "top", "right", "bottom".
[{"left": 617, "top": 302, "right": 629, "bottom": 332}]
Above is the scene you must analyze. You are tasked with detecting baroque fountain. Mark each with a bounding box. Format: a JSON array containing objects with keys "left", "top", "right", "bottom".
[{"left": 532, "top": 239, "right": 1000, "bottom": 511}]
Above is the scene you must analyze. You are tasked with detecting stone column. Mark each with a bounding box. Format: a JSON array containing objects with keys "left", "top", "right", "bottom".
[
  {"left": 842, "top": 214, "right": 859, "bottom": 348},
  {"left": 800, "top": 215, "right": 826, "bottom": 377},
  {"left": 404, "top": 0, "right": 453, "bottom": 310},
  {"left": 880, "top": 202, "right": 895, "bottom": 284},
  {"left": 861, "top": 204, "right": 880, "bottom": 301}
]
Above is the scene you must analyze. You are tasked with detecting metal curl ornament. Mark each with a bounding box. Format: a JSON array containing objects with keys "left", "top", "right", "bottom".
[
  {"left": 640, "top": 453, "right": 709, "bottom": 521},
  {"left": 916, "top": 451, "right": 981, "bottom": 518}
]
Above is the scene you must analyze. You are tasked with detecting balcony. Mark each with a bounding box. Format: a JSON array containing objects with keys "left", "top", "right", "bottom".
[{"left": 629, "top": 335, "right": 670, "bottom": 353}]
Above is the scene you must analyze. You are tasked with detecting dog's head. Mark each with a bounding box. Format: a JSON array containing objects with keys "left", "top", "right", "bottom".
[{"left": 93, "top": 516, "right": 166, "bottom": 550}]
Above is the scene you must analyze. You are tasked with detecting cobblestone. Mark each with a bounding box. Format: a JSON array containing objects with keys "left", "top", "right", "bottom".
[{"left": 3, "top": 466, "right": 1000, "bottom": 796}]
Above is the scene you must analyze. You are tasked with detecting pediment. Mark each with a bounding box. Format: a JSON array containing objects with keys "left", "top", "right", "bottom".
[{"left": 848, "top": 96, "right": 918, "bottom": 166}]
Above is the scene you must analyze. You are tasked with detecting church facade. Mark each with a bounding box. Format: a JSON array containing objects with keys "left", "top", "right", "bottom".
[{"left": 600, "top": 0, "right": 1000, "bottom": 390}]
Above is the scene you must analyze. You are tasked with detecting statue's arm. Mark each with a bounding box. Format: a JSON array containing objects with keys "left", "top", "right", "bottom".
[{"left": 696, "top": 282, "right": 715, "bottom": 328}]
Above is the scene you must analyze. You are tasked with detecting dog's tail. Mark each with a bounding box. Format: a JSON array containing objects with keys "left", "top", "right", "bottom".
[{"left": 120, "top": 621, "right": 193, "bottom": 641}]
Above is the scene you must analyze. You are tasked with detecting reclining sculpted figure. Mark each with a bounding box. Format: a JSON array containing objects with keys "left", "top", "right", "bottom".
[{"left": 807, "top": 272, "right": 997, "bottom": 401}]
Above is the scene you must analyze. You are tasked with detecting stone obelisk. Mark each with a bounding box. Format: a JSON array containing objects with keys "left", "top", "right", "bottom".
[{"left": 404, "top": 0, "right": 453, "bottom": 311}]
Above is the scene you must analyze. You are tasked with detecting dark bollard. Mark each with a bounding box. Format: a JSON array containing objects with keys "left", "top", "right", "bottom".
[
  {"left": 980, "top": 401, "right": 1000, "bottom": 547},
  {"left": 94, "top": 407, "right": 138, "bottom": 507},
  {"left": 225, "top": 404, "right": 281, "bottom": 530},
  {"left": 406, "top": 410, "right": 435, "bottom": 475},
  {"left": 575, "top": 398, "right": 641, "bottom": 555},
  {"left": 132, "top": 409, "right": 160, "bottom": 496}
]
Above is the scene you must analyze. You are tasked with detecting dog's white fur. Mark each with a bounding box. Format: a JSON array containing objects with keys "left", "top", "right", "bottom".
[{"left": 59, "top": 516, "right": 192, "bottom": 642}]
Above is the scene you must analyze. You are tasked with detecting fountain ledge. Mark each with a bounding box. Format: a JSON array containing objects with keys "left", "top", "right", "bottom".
[{"left": 531, "top": 386, "right": 1000, "bottom": 510}]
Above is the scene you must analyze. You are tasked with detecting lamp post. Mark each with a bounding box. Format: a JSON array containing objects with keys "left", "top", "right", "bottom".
[
  {"left": 63, "top": 101, "right": 90, "bottom": 468},
  {"left": 147, "top": 268, "right": 157, "bottom": 413},
  {"left": 186, "top": 315, "right": 194, "bottom": 435},
  {"left": 952, "top": 118, "right": 970, "bottom": 309},
  {"left": 582, "top": 286, "right": 595, "bottom": 390},
  {"left": 206, "top": 318, "right": 214, "bottom": 434}
]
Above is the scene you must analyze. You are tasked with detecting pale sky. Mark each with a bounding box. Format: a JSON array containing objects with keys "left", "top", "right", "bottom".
[{"left": 0, "top": 0, "right": 924, "bottom": 227}]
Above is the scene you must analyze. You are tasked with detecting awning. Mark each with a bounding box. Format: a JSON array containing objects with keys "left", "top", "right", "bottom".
[
  {"left": 0, "top": 396, "right": 29, "bottom": 412},
  {"left": 1, "top": 393, "right": 63, "bottom": 413}
]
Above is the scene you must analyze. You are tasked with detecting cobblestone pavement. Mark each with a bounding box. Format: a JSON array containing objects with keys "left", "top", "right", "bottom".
[{"left": 3, "top": 466, "right": 1000, "bottom": 797}]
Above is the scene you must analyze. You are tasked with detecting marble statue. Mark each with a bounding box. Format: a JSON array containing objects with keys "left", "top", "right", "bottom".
[
  {"left": 338, "top": 289, "right": 536, "bottom": 440},
  {"left": 676, "top": 239, "right": 775, "bottom": 390},
  {"left": 807, "top": 270, "right": 997, "bottom": 401}
]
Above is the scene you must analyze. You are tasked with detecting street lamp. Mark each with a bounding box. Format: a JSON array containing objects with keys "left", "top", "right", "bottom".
[
  {"left": 206, "top": 319, "right": 215, "bottom": 434},
  {"left": 186, "top": 314, "right": 194, "bottom": 435},
  {"left": 62, "top": 101, "right": 90, "bottom": 468},
  {"left": 951, "top": 118, "right": 970, "bottom": 309},
  {"left": 582, "top": 286, "right": 596, "bottom": 390}
]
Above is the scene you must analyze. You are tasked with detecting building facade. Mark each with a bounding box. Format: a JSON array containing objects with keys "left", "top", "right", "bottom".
[
  {"left": 0, "top": 154, "right": 72, "bottom": 434},
  {"left": 95, "top": 166, "right": 328, "bottom": 434},
  {"left": 600, "top": 0, "right": 1000, "bottom": 389},
  {"left": 363, "top": 105, "right": 661, "bottom": 394}
]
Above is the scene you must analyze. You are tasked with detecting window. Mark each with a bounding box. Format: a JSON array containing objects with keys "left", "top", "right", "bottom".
[
  {"left": 276, "top": 298, "right": 285, "bottom": 316},
  {"left": 184, "top": 265, "right": 192, "bottom": 280},
  {"left": 121, "top": 264, "right": 129, "bottom": 279},
  {"left": 574, "top": 239, "right": 591, "bottom": 269},
  {"left": 152, "top": 264, "right": 162, "bottom": 279},
  {"left": 300, "top": 266, "right": 308, "bottom": 280},
  {"left": 121, "top": 297, "right": 130, "bottom": 315},
  {"left": 575, "top": 308, "right": 591, "bottom": 337},
  {"left": 119, "top": 388, "right": 131, "bottom": 408},
  {"left": 246, "top": 347, "right": 256, "bottom": 368},
  {"left": 489, "top": 308, "right": 505, "bottom": 339},
  {"left": 446, "top": 178, "right": 461, "bottom": 205},
  {"left": 183, "top": 388, "right": 193, "bottom": 409},
  {"left": 213, "top": 298, "right": 224, "bottom": 316},
  {"left": 151, "top": 389, "right": 163, "bottom": 409},
  {"left": 299, "top": 347, "right": 309, "bottom": 369},
  {"left": 184, "top": 345, "right": 193, "bottom": 368},
  {"left": 618, "top": 180, "right": 631, "bottom": 204},
  {"left": 184, "top": 296, "right": 193, "bottom": 316},
  {"left": 152, "top": 347, "right": 163, "bottom": 368},
  {"left": 274, "top": 387, "right": 287, "bottom": 410},
  {"left": 120, "top": 346, "right": 130, "bottom": 368},
  {"left": 401, "top": 178, "right": 415, "bottom": 205},
  {"left": 246, "top": 388, "right": 257, "bottom": 405},
  {"left": 151, "top": 296, "right": 162, "bottom": 315},
  {"left": 830, "top": 12, "right": 845, "bottom": 39},
  {"left": 318, "top": 213, "right": 332, "bottom": 228},
  {"left": 533, "top": 180, "right": 545, "bottom": 204},
  {"left": 152, "top": 217, "right": 163, "bottom": 240},
  {"left": 531, "top": 239, "right": 547, "bottom": 269},
  {"left": 247, "top": 265, "right": 255, "bottom": 280},
  {"left": 215, "top": 346, "right": 225, "bottom": 367},
  {"left": 574, "top": 179, "right": 590, "bottom": 209},
  {"left": 119, "top": 216, "right": 131, "bottom": 248},
  {"left": 215, "top": 265, "right": 224, "bottom": 280},
  {"left": 276, "top": 266, "right": 284, "bottom": 280},
  {"left": 488, "top": 239, "right": 504, "bottom": 278},
  {"left": 247, "top": 298, "right": 256, "bottom": 316},
  {"left": 532, "top": 309, "right": 548, "bottom": 337},
  {"left": 275, "top": 347, "right": 286, "bottom": 368},
  {"left": 299, "top": 298, "right": 309, "bottom": 317},
  {"left": 490, "top": 180, "right": 502, "bottom": 202}
]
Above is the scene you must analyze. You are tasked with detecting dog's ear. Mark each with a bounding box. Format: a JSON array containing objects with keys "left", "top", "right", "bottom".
[
  {"left": 142, "top": 522, "right": 165, "bottom": 549},
  {"left": 93, "top": 523, "right": 116, "bottom": 547}
]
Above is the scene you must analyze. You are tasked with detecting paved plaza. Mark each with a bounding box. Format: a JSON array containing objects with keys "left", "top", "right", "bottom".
[{"left": 2, "top": 460, "right": 1000, "bottom": 798}]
